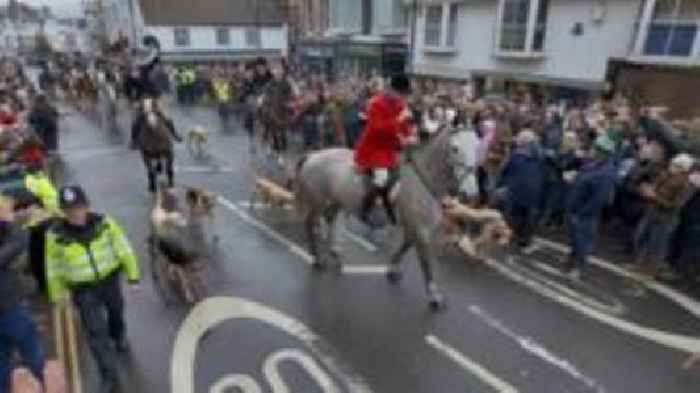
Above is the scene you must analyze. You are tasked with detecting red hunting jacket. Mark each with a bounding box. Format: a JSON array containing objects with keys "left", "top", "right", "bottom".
[{"left": 354, "top": 93, "right": 413, "bottom": 171}]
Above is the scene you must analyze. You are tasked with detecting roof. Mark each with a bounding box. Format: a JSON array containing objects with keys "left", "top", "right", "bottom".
[{"left": 137, "top": 0, "right": 285, "bottom": 27}]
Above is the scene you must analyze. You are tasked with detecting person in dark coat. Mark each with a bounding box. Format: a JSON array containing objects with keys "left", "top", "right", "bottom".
[
  {"left": 667, "top": 169, "right": 700, "bottom": 289},
  {"left": 0, "top": 195, "right": 45, "bottom": 392},
  {"left": 564, "top": 135, "right": 618, "bottom": 279},
  {"left": 498, "top": 130, "right": 546, "bottom": 251},
  {"left": 28, "top": 95, "right": 59, "bottom": 153}
]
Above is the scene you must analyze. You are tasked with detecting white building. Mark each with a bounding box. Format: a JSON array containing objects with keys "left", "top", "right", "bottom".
[{"left": 103, "top": 0, "right": 288, "bottom": 63}]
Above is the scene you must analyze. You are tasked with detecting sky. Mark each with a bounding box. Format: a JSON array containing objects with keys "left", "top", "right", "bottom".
[{"left": 16, "top": 0, "right": 83, "bottom": 17}]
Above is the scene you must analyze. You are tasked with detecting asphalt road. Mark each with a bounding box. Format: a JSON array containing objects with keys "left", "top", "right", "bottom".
[{"left": 56, "top": 100, "right": 700, "bottom": 393}]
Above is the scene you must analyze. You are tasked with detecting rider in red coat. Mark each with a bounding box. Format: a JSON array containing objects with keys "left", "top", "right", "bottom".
[{"left": 354, "top": 74, "right": 415, "bottom": 226}]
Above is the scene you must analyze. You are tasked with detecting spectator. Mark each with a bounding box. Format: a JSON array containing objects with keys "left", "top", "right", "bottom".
[
  {"left": 0, "top": 194, "right": 45, "bottom": 392},
  {"left": 634, "top": 153, "right": 694, "bottom": 279},
  {"left": 563, "top": 134, "right": 618, "bottom": 279},
  {"left": 28, "top": 95, "right": 59, "bottom": 153},
  {"left": 666, "top": 167, "right": 700, "bottom": 289},
  {"left": 498, "top": 130, "right": 546, "bottom": 253}
]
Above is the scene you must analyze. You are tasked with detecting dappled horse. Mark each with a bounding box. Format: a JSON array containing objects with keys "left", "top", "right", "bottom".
[
  {"left": 295, "top": 126, "right": 480, "bottom": 310},
  {"left": 132, "top": 98, "right": 176, "bottom": 193}
]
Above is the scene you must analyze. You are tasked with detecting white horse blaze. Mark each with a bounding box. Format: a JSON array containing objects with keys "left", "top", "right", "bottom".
[{"left": 171, "top": 297, "right": 373, "bottom": 393}]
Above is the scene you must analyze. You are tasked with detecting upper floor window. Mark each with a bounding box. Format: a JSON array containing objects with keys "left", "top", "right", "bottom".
[
  {"left": 497, "top": 0, "right": 549, "bottom": 54},
  {"left": 174, "top": 27, "right": 190, "bottom": 47},
  {"left": 245, "top": 28, "right": 261, "bottom": 47},
  {"left": 424, "top": 3, "right": 459, "bottom": 48},
  {"left": 216, "top": 27, "right": 230, "bottom": 46},
  {"left": 644, "top": 0, "right": 700, "bottom": 57}
]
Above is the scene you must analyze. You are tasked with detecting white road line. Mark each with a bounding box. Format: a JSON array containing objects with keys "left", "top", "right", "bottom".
[
  {"left": 237, "top": 201, "right": 294, "bottom": 211},
  {"left": 218, "top": 196, "right": 314, "bottom": 265},
  {"left": 220, "top": 197, "right": 386, "bottom": 275},
  {"left": 425, "top": 335, "right": 518, "bottom": 393},
  {"left": 534, "top": 237, "right": 700, "bottom": 319},
  {"left": 174, "top": 165, "right": 235, "bottom": 173},
  {"left": 341, "top": 228, "right": 378, "bottom": 253},
  {"left": 171, "top": 297, "right": 373, "bottom": 393},
  {"left": 469, "top": 305, "right": 606, "bottom": 393},
  {"left": 341, "top": 265, "right": 388, "bottom": 275},
  {"left": 479, "top": 255, "right": 700, "bottom": 354}
]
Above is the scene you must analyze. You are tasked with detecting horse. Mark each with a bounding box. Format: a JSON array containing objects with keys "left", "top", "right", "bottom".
[
  {"left": 294, "top": 126, "right": 480, "bottom": 310},
  {"left": 132, "top": 98, "right": 176, "bottom": 193}
]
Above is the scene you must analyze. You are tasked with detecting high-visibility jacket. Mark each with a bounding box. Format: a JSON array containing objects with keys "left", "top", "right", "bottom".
[
  {"left": 184, "top": 69, "right": 196, "bottom": 85},
  {"left": 45, "top": 214, "right": 140, "bottom": 303},
  {"left": 25, "top": 172, "right": 58, "bottom": 216},
  {"left": 212, "top": 79, "right": 231, "bottom": 103}
]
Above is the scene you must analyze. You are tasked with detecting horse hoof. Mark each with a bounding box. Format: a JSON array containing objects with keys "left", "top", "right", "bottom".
[
  {"left": 429, "top": 295, "right": 447, "bottom": 311},
  {"left": 311, "top": 260, "right": 326, "bottom": 271},
  {"left": 386, "top": 269, "right": 403, "bottom": 284}
]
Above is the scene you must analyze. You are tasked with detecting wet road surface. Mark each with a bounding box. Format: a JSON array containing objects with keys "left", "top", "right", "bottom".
[{"left": 57, "top": 101, "right": 700, "bottom": 393}]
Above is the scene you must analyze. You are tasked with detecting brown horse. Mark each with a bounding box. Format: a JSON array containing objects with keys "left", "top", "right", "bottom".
[{"left": 132, "top": 98, "right": 176, "bottom": 193}]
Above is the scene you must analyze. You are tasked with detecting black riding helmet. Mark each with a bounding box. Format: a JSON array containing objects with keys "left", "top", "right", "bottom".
[{"left": 390, "top": 74, "right": 412, "bottom": 95}]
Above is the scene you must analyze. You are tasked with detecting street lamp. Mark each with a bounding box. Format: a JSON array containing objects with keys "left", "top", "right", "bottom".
[{"left": 408, "top": 0, "right": 417, "bottom": 74}]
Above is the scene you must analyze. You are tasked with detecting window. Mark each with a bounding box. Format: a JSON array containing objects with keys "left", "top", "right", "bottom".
[
  {"left": 423, "top": 3, "right": 459, "bottom": 49},
  {"left": 446, "top": 3, "right": 459, "bottom": 47},
  {"left": 245, "top": 28, "right": 261, "bottom": 47},
  {"left": 173, "top": 27, "right": 189, "bottom": 47},
  {"left": 216, "top": 27, "right": 230, "bottom": 45},
  {"left": 424, "top": 5, "right": 443, "bottom": 46},
  {"left": 497, "top": 0, "right": 549, "bottom": 54},
  {"left": 643, "top": 0, "right": 700, "bottom": 57}
]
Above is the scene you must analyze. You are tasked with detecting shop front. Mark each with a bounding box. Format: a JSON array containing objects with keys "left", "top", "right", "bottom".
[
  {"left": 336, "top": 42, "right": 408, "bottom": 77},
  {"left": 297, "top": 41, "right": 336, "bottom": 76}
]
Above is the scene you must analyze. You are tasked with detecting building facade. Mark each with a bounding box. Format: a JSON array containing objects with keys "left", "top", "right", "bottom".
[
  {"left": 411, "top": 0, "right": 700, "bottom": 114},
  {"left": 296, "top": 0, "right": 410, "bottom": 77},
  {"left": 103, "top": 0, "right": 288, "bottom": 63}
]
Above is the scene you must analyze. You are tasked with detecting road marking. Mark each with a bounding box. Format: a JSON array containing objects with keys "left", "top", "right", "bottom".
[
  {"left": 218, "top": 196, "right": 314, "bottom": 265},
  {"left": 425, "top": 335, "right": 518, "bottom": 393},
  {"left": 171, "top": 296, "right": 373, "bottom": 393},
  {"left": 341, "top": 228, "right": 379, "bottom": 253},
  {"left": 265, "top": 349, "right": 340, "bottom": 392},
  {"left": 469, "top": 305, "right": 605, "bottom": 393},
  {"left": 220, "top": 197, "right": 386, "bottom": 274},
  {"left": 534, "top": 237, "right": 700, "bottom": 319},
  {"left": 238, "top": 201, "right": 294, "bottom": 211},
  {"left": 505, "top": 257, "right": 626, "bottom": 315},
  {"left": 174, "top": 165, "right": 235, "bottom": 174},
  {"left": 341, "top": 265, "right": 388, "bottom": 275},
  {"left": 479, "top": 255, "right": 700, "bottom": 354}
]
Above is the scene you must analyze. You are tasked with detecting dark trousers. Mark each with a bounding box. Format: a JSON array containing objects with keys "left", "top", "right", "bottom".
[
  {"left": 0, "top": 304, "right": 46, "bottom": 393},
  {"left": 507, "top": 202, "right": 538, "bottom": 247},
  {"left": 72, "top": 274, "right": 125, "bottom": 384},
  {"left": 568, "top": 215, "right": 597, "bottom": 271},
  {"left": 217, "top": 103, "right": 231, "bottom": 131}
]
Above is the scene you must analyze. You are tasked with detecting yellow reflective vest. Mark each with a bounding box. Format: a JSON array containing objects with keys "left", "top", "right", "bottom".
[
  {"left": 212, "top": 79, "right": 231, "bottom": 103},
  {"left": 25, "top": 172, "right": 59, "bottom": 216},
  {"left": 45, "top": 215, "right": 140, "bottom": 303}
]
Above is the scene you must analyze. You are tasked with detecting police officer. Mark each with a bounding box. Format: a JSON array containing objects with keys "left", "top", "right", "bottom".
[
  {"left": 45, "top": 186, "right": 140, "bottom": 393},
  {"left": 212, "top": 71, "right": 233, "bottom": 131}
]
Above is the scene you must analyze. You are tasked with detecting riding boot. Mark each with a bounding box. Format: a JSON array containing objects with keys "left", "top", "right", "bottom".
[
  {"left": 380, "top": 188, "right": 397, "bottom": 225},
  {"left": 359, "top": 186, "right": 381, "bottom": 225}
]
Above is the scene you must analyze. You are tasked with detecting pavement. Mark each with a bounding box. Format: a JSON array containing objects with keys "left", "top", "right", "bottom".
[{"left": 54, "top": 100, "right": 700, "bottom": 393}]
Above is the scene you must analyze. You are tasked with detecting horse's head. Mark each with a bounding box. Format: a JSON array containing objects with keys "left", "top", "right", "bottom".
[
  {"left": 446, "top": 127, "right": 480, "bottom": 202},
  {"left": 185, "top": 187, "right": 216, "bottom": 217}
]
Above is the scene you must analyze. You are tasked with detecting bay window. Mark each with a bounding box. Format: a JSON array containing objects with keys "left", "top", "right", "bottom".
[{"left": 496, "top": 0, "right": 550, "bottom": 55}]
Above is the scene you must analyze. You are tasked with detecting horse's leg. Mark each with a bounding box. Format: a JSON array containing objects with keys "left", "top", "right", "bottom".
[
  {"left": 142, "top": 155, "right": 157, "bottom": 193},
  {"left": 324, "top": 206, "right": 341, "bottom": 268},
  {"left": 415, "top": 235, "right": 446, "bottom": 311},
  {"left": 166, "top": 151, "right": 175, "bottom": 188},
  {"left": 387, "top": 234, "right": 413, "bottom": 284},
  {"left": 305, "top": 211, "right": 323, "bottom": 269}
]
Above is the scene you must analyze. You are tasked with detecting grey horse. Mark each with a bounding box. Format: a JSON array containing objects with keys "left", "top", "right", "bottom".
[{"left": 295, "top": 126, "right": 480, "bottom": 310}]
